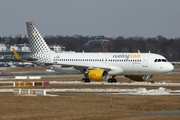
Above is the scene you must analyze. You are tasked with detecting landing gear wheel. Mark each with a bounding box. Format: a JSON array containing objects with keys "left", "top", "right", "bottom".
[
  {"left": 108, "top": 78, "right": 117, "bottom": 83},
  {"left": 113, "top": 79, "right": 117, "bottom": 83},
  {"left": 150, "top": 81, "right": 154, "bottom": 84},
  {"left": 108, "top": 78, "right": 112, "bottom": 83},
  {"left": 149, "top": 76, "right": 154, "bottom": 84},
  {"left": 81, "top": 78, "right": 90, "bottom": 83},
  {"left": 81, "top": 78, "right": 86, "bottom": 83}
]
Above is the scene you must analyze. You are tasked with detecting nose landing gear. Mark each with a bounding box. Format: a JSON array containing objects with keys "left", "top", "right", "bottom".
[{"left": 149, "top": 76, "right": 154, "bottom": 84}]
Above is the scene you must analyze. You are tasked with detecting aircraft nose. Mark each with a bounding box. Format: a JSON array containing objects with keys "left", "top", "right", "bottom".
[{"left": 167, "top": 63, "right": 174, "bottom": 72}]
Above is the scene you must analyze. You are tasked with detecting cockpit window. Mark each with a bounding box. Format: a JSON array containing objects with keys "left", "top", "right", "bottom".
[
  {"left": 161, "top": 59, "right": 167, "bottom": 62},
  {"left": 154, "top": 59, "right": 167, "bottom": 62}
]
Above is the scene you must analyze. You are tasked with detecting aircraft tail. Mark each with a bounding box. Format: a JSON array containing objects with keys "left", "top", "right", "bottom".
[{"left": 26, "top": 22, "right": 53, "bottom": 54}]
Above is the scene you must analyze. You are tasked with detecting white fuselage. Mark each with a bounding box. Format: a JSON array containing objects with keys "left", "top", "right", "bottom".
[
  {"left": 25, "top": 22, "right": 174, "bottom": 82},
  {"left": 48, "top": 52, "right": 174, "bottom": 75}
]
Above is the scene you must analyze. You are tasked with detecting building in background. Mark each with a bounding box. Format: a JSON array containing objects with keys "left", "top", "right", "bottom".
[
  {"left": 49, "top": 44, "right": 65, "bottom": 53},
  {"left": 0, "top": 36, "right": 65, "bottom": 62},
  {"left": 84, "top": 37, "right": 112, "bottom": 52}
]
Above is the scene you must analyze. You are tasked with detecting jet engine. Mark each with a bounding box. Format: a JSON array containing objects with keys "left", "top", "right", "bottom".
[
  {"left": 87, "top": 69, "right": 109, "bottom": 82},
  {"left": 124, "top": 75, "right": 151, "bottom": 81}
]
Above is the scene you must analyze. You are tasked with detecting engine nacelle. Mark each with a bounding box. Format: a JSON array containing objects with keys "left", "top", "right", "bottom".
[
  {"left": 124, "top": 75, "right": 150, "bottom": 81},
  {"left": 88, "top": 69, "right": 109, "bottom": 82}
]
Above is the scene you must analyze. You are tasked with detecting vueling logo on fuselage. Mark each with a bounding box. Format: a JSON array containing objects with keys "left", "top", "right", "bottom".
[
  {"left": 129, "top": 54, "right": 141, "bottom": 58},
  {"left": 113, "top": 54, "right": 130, "bottom": 59},
  {"left": 113, "top": 54, "right": 141, "bottom": 59}
]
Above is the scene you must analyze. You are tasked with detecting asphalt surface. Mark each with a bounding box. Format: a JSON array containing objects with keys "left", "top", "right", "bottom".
[
  {"left": 0, "top": 71, "right": 64, "bottom": 77},
  {"left": 130, "top": 110, "right": 180, "bottom": 116}
]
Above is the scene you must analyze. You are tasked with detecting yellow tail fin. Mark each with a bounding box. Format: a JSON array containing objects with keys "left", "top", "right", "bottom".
[{"left": 12, "top": 48, "right": 21, "bottom": 60}]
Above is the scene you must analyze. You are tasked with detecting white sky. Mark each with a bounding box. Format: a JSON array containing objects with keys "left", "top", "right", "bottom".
[{"left": 1, "top": 0, "right": 180, "bottom": 38}]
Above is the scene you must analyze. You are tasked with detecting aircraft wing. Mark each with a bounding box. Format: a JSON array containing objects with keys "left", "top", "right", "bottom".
[
  {"left": 43, "top": 62, "right": 124, "bottom": 75},
  {"left": 43, "top": 62, "right": 112, "bottom": 71}
]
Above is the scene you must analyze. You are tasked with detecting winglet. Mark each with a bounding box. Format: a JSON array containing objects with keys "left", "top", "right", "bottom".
[
  {"left": 12, "top": 48, "right": 21, "bottom": 60},
  {"left": 137, "top": 50, "right": 140, "bottom": 53}
]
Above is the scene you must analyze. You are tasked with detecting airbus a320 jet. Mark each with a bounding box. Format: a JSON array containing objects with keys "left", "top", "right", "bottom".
[{"left": 13, "top": 22, "right": 174, "bottom": 84}]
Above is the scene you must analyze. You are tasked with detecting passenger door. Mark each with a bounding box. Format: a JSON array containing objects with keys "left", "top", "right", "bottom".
[{"left": 142, "top": 56, "right": 149, "bottom": 67}]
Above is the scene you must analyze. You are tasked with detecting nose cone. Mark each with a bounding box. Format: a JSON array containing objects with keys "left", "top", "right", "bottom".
[{"left": 167, "top": 63, "right": 174, "bottom": 72}]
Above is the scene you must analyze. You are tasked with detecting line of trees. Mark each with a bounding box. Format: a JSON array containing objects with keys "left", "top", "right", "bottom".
[{"left": 8, "top": 35, "right": 180, "bottom": 61}]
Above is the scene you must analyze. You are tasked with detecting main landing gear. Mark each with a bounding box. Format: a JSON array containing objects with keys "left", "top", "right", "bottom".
[
  {"left": 81, "top": 77, "right": 117, "bottom": 83},
  {"left": 108, "top": 76, "right": 117, "bottom": 83},
  {"left": 81, "top": 78, "right": 90, "bottom": 83},
  {"left": 81, "top": 70, "right": 91, "bottom": 83}
]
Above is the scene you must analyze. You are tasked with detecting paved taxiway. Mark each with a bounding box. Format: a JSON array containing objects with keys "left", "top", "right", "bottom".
[
  {"left": 131, "top": 110, "right": 180, "bottom": 116},
  {"left": 0, "top": 71, "right": 64, "bottom": 77}
]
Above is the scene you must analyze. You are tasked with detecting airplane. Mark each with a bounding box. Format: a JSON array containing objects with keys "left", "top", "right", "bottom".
[
  {"left": 14, "top": 22, "right": 174, "bottom": 83},
  {"left": 12, "top": 48, "right": 37, "bottom": 62}
]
